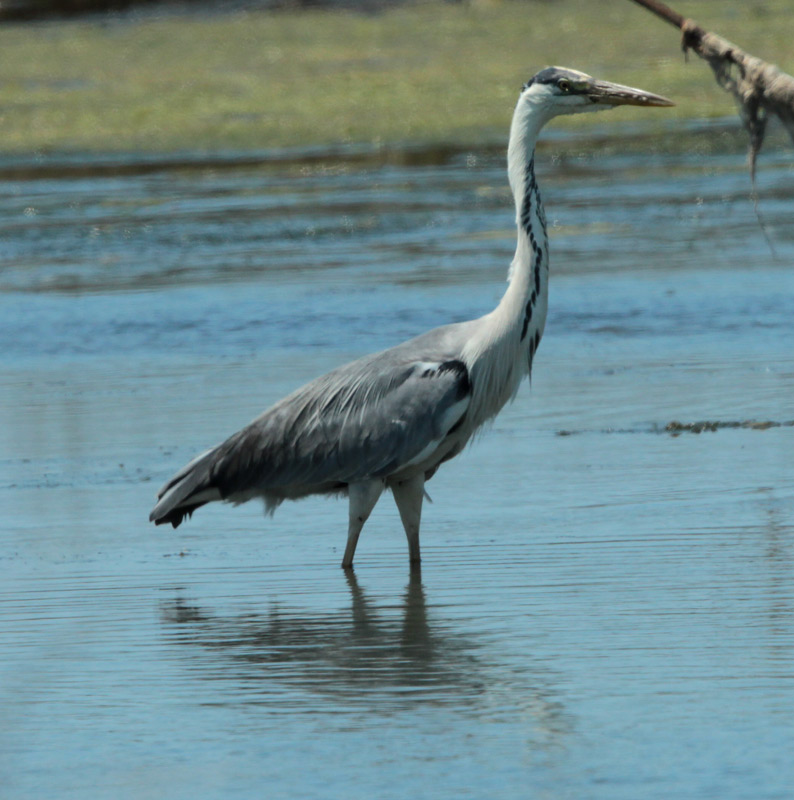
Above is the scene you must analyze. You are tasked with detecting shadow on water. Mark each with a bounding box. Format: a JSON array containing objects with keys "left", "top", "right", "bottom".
[
  {"left": 0, "top": 118, "right": 761, "bottom": 182},
  {"left": 160, "top": 568, "right": 570, "bottom": 736}
]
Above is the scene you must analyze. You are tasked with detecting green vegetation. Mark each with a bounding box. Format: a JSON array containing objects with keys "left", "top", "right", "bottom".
[{"left": 1, "top": 0, "right": 791, "bottom": 153}]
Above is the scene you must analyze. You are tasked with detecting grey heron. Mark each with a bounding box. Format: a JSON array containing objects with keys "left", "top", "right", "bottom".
[{"left": 150, "top": 67, "right": 673, "bottom": 568}]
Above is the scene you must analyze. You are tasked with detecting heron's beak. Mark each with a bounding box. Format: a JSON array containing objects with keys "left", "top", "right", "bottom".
[{"left": 586, "top": 79, "right": 674, "bottom": 108}]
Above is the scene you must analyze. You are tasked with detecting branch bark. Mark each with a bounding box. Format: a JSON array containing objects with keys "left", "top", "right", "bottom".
[{"left": 628, "top": 0, "right": 794, "bottom": 174}]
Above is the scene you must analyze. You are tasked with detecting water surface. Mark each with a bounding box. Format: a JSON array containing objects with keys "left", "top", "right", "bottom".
[{"left": 1, "top": 136, "right": 793, "bottom": 799}]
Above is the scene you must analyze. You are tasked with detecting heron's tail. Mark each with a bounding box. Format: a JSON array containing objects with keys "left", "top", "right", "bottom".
[{"left": 149, "top": 447, "right": 223, "bottom": 528}]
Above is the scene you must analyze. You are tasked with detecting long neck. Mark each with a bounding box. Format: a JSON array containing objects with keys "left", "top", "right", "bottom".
[
  {"left": 461, "top": 104, "right": 550, "bottom": 424},
  {"left": 502, "top": 106, "right": 549, "bottom": 360}
]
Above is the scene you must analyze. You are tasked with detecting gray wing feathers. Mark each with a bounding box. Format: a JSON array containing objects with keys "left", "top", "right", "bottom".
[
  {"left": 210, "top": 355, "right": 470, "bottom": 491},
  {"left": 150, "top": 324, "right": 474, "bottom": 526},
  {"left": 149, "top": 447, "right": 222, "bottom": 525}
]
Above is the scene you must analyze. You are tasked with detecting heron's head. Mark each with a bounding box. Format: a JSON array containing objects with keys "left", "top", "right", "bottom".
[{"left": 518, "top": 66, "right": 674, "bottom": 122}]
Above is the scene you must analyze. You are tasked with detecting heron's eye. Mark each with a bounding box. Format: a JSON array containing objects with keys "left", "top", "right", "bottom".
[{"left": 558, "top": 79, "right": 572, "bottom": 93}]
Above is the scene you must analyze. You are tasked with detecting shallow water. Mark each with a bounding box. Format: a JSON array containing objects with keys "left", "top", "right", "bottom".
[{"left": 1, "top": 135, "right": 793, "bottom": 799}]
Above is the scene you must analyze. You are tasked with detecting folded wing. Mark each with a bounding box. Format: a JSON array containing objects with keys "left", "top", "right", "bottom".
[{"left": 150, "top": 350, "right": 471, "bottom": 527}]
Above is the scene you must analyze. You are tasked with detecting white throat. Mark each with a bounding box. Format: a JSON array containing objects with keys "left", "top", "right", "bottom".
[
  {"left": 502, "top": 96, "right": 551, "bottom": 365},
  {"left": 460, "top": 95, "right": 551, "bottom": 425}
]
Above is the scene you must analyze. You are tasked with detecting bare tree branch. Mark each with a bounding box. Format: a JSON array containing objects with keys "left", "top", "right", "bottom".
[{"left": 628, "top": 0, "right": 794, "bottom": 173}]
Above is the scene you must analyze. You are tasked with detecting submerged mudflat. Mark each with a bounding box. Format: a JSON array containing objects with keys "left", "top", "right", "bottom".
[{"left": 1, "top": 139, "right": 793, "bottom": 798}]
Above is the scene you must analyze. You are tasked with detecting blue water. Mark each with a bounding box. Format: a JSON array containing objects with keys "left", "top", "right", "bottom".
[{"left": 1, "top": 136, "right": 793, "bottom": 799}]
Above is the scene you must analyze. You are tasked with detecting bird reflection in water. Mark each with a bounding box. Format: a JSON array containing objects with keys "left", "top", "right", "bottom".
[
  {"left": 161, "top": 568, "right": 570, "bottom": 743},
  {"left": 163, "top": 569, "right": 483, "bottom": 707}
]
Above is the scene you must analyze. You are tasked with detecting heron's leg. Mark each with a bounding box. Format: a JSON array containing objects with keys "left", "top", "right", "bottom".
[
  {"left": 391, "top": 474, "right": 425, "bottom": 565},
  {"left": 342, "top": 480, "right": 383, "bottom": 569}
]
